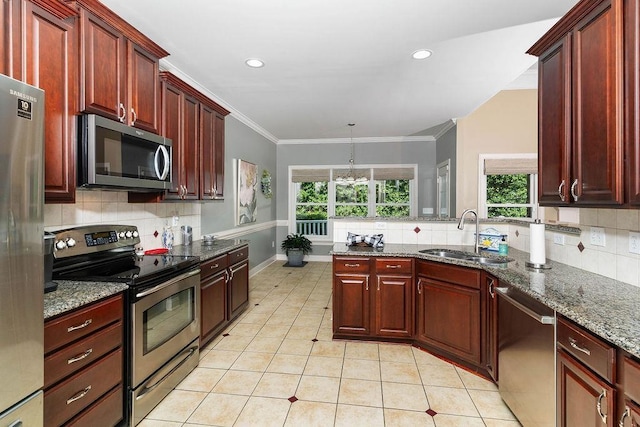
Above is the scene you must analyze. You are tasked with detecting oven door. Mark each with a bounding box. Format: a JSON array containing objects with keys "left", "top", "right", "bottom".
[{"left": 131, "top": 267, "right": 200, "bottom": 388}]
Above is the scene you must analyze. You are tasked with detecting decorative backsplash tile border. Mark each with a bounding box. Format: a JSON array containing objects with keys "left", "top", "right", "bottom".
[{"left": 44, "top": 190, "right": 202, "bottom": 251}]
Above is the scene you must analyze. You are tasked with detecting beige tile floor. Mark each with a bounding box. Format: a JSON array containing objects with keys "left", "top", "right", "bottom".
[{"left": 141, "top": 261, "right": 521, "bottom": 427}]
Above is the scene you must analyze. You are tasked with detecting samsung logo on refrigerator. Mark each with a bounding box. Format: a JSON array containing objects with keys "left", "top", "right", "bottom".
[{"left": 9, "top": 89, "right": 38, "bottom": 102}]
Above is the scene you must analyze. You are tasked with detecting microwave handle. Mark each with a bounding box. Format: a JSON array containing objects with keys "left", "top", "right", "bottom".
[{"left": 154, "top": 145, "right": 170, "bottom": 181}]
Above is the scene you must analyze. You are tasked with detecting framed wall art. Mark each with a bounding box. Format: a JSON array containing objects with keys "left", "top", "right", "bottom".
[{"left": 237, "top": 159, "right": 258, "bottom": 225}]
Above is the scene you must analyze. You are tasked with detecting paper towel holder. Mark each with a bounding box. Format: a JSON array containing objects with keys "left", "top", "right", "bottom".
[{"left": 525, "top": 260, "right": 552, "bottom": 270}]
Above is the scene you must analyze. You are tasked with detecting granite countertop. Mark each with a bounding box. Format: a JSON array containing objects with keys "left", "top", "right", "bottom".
[
  {"left": 44, "top": 239, "right": 248, "bottom": 319},
  {"left": 44, "top": 281, "right": 128, "bottom": 319},
  {"left": 170, "top": 238, "right": 249, "bottom": 261},
  {"left": 332, "top": 243, "right": 640, "bottom": 358}
]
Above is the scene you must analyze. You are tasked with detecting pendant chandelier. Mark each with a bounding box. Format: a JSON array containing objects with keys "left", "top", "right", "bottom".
[{"left": 335, "top": 123, "right": 369, "bottom": 185}]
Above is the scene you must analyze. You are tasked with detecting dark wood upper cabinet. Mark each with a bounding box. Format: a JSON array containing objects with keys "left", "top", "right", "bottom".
[
  {"left": 66, "top": 0, "right": 167, "bottom": 134},
  {"left": 11, "top": 0, "right": 78, "bottom": 203},
  {"left": 530, "top": 0, "right": 625, "bottom": 207},
  {"left": 626, "top": 0, "right": 640, "bottom": 205},
  {"left": 200, "top": 104, "right": 225, "bottom": 200}
]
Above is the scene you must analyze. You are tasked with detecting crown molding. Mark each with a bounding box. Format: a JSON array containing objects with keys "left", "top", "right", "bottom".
[
  {"left": 278, "top": 135, "right": 435, "bottom": 145},
  {"left": 432, "top": 119, "right": 457, "bottom": 140},
  {"left": 159, "top": 59, "right": 279, "bottom": 144}
]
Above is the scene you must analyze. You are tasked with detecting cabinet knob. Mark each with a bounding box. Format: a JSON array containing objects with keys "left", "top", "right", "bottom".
[
  {"left": 570, "top": 179, "right": 579, "bottom": 202},
  {"left": 558, "top": 180, "right": 565, "bottom": 202},
  {"left": 596, "top": 389, "right": 607, "bottom": 424},
  {"left": 619, "top": 406, "right": 630, "bottom": 427},
  {"left": 118, "top": 103, "right": 126, "bottom": 122}
]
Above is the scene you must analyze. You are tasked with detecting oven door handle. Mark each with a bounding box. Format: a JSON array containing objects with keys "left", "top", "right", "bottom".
[
  {"left": 135, "top": 268, "right": 201, "bottom": 298},
  {"left": 135, "top": 344, "right": 198, "bottom": 401}
]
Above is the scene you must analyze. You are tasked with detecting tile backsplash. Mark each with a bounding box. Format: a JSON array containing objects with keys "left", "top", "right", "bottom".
[
  {"left": 44, "top": 190, "right": 202, "bottom": 250},
  {"left": 334, "top": 208, "right": 640, "bottom": 287}
]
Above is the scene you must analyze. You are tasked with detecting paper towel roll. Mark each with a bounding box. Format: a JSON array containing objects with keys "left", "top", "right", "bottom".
[{"left": 529, "top": 221, "right": 546, "bottom": 265}]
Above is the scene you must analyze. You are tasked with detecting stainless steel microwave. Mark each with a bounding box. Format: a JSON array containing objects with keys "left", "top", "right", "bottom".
[{"left": 78, "top": 114, "right": 172, "bottom": 191}]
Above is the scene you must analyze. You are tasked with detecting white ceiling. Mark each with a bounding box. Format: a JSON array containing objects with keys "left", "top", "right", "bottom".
[{"left": 100, "top": 0, "right": 580, "bottom": 142}]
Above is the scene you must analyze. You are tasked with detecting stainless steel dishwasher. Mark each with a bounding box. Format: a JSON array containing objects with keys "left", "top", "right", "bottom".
[{"left": 497, "top": 285, "right": 556, "bottom": 427}]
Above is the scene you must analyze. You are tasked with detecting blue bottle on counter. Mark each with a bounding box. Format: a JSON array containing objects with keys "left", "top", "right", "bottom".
[{"left": 498, "top": 236, "right": 508, "bottom": 255}]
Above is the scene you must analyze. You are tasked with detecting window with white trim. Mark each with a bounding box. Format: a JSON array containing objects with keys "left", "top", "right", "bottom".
[
  {"left": 479, "top": 155, "right": 538, "bottom": 219},
  {"left": 290, "top": 165, "right": 417, "bottom": 237}
]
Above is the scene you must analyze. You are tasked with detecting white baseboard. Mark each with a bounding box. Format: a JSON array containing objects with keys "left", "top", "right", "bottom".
[{"left": 250, "top": 256, "right": 277, "bottom": 278}]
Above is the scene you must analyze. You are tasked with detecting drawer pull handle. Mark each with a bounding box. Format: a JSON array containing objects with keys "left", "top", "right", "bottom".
[
  {"left": 210, "top": 264, "right": 219, "bottom": 269},
  {"left": 386, "top": 264, "right": 401, "bottom": 269},
  {"left": 344, "top": 263, "right": 360, "bottom": 268},
  {"left": 67, "top": 319, "right": 92, "bottom": 333},
  {"left": 66, "top": 385, "right": 91, "bottom": 405},
  {"left": 488, "top": 278, "right": 495, "bottom": 298},
  {"left": 365, "top": 277, "right": 369, "bottom": 291},
  {"left": 571, "top": 179, "right": 579, "bottom": 202},
  {"left": 619, "top": 406, "right": 629, "bottom": 427},
  {"left": 67, "top": 349, "right": 93, "bottom": 365},
  {"left": 568, "top": 337, "right": 591, "bottom": 356},
  {"left": 597, "top": 389, "right": 607, "bottom": 424}
]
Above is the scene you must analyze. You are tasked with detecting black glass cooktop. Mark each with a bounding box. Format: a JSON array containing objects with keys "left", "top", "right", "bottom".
[{"left": 53, "top": 252, "right": 199, "bottom": 287}]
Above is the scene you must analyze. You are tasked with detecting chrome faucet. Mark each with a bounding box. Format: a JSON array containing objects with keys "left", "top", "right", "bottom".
[{"left": 458, "top": 209, "right": 480, "bottom": 254}]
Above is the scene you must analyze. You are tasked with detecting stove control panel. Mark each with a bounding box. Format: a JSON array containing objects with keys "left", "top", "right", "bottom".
[{"left": 52, "top": 224, "right": 141, "bottom": 258}]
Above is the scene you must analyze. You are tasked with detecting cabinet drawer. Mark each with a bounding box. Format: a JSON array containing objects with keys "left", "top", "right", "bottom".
[
  {"left": 624, "top": 356, "right": 640, "bottom": 403},
  {"left": 45, "top": 295, "right": 123, "bottom": 354},
  {"left": 334, "top": 257, "right": 370, "bottom": 274},
  {"left": 201, "top": 254, "right": 228, "bottom": 279},
  {"left": 66, "top": 385, "right": 123, "bottom": 427},
  {"left": 44, "top": 348, "right": 122, "bottom": 427},
  {"left": 375, "top": 258, "right": 413, "bottom": 274},
  {"left": 228, "top": 245, "right": 249, "bottom": 263},
  {"left": 557, "top": 316, "right": 616, "bottom": 383},
  {"left": 45, "top": 321, "right": 122, "bottom": 389},
  {"left": 416, "top": 260, "right": 480, "bottom": 289}
]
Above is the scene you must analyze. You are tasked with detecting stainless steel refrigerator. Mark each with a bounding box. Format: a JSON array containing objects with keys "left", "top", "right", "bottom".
[{"left": 0, "top": 73, "right": 45, "bottom": 426}]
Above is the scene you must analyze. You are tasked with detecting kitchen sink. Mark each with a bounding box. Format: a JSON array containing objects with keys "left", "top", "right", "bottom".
[
  {"left": 419, "top": 249, "right": 470, "bottom": 259},
  {"left": 419, "top": 248, "right": 511, "bottom": 266}
]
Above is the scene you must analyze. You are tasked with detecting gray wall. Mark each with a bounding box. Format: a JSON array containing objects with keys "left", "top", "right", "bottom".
[
  {"left": 201, "top": 116, "right": 277, "bottom": 268},
  {"left": 436, "top": 124, "right": 457, "bottom": 217},
  {"left": 275, "top": 140, "right": 437, "bottom": 250}
]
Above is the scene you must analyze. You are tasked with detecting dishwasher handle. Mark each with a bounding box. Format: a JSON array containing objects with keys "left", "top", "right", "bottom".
[{"left": 496, "top": 287, "right": 555, "bottom": 325}]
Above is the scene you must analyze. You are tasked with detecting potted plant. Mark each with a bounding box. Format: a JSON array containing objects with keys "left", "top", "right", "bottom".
[{"left": 281, "top": 233, "right": 312, "bottom": 266}]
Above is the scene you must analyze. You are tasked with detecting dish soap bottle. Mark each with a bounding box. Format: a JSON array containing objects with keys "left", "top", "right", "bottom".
[
  {"left": 161, "top": 223, "right": 174, "bottom": 251},
  {"left": 498, "top": 236, "right": 509, "bottom": 256}
]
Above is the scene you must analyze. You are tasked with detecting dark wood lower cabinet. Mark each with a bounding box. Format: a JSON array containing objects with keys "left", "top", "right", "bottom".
[
  {"left": 557, "top": 348, "right": 616, "bottom": 427},
  {"left": 229, "top": 259, "right": 249, "bottom": 321},
  {"left": 333, "top": 274, "right": 371, "bottom": 336},
  {"left": 416, "top": 277, "right": 481, "bottom": 365},
  {"left": 199, "top": 245, "right": 249, "bottom": 347},
  {"left": 374, "top": 274, "right": 413, "bottom": 338}
]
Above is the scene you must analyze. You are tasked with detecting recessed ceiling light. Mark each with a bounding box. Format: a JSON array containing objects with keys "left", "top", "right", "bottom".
[
  {"left": 412, "top": 49, "right": 433, "bottom": 60},
  {"left": 245, "top": 58, "right": 264, "bottom": 68}
]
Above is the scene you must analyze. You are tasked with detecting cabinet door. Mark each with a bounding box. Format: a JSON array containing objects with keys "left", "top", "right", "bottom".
[
  {"left": 572, "top": 0, "right": 624, "bottom": 205},
  {"left": 627, "top": 0, "right": 640, "bottom": 205},
  {"left": 374, "top": 274, "right": 412, "bottom": 338},
  {"left": 538, "top": 36, "right": 572, "bottom": 205},
  {"left": 484, "top": 273, "right": 498, "bottom": 381},
  {"left": 557, "top": 349, "right": 616, "bottom": 427},
  {"left": 228, "top": 260, "right": 249, "bottom": 321},
  {"left": 22, "top": 1, "right": 77, "bottom": 203},
  {"left": 161, "top": 81, "right": 183, "bottom": 199},
  {"left": 79, "top": 10, "right": 126, "bottom": 121},
  {"left": 416, "top": 276, "right": 481, "bottom": 365},
  {"left": 213, "top": 112, "right": 225, "bottom": 199},
  {"left": 127, "top": 41, "right": 159, "bottom": 133},
  {"left": 201, "top": 270, "right": 227, "bottom": 345},
  {"left": 182, "top": 93, "right": 200, "bottom": 200},
  {"left": 333, "top": 274, "right": 370, "bottom": 336},
  {"left": 200, "top": 103, "right": 216, "bottom": 200}
]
